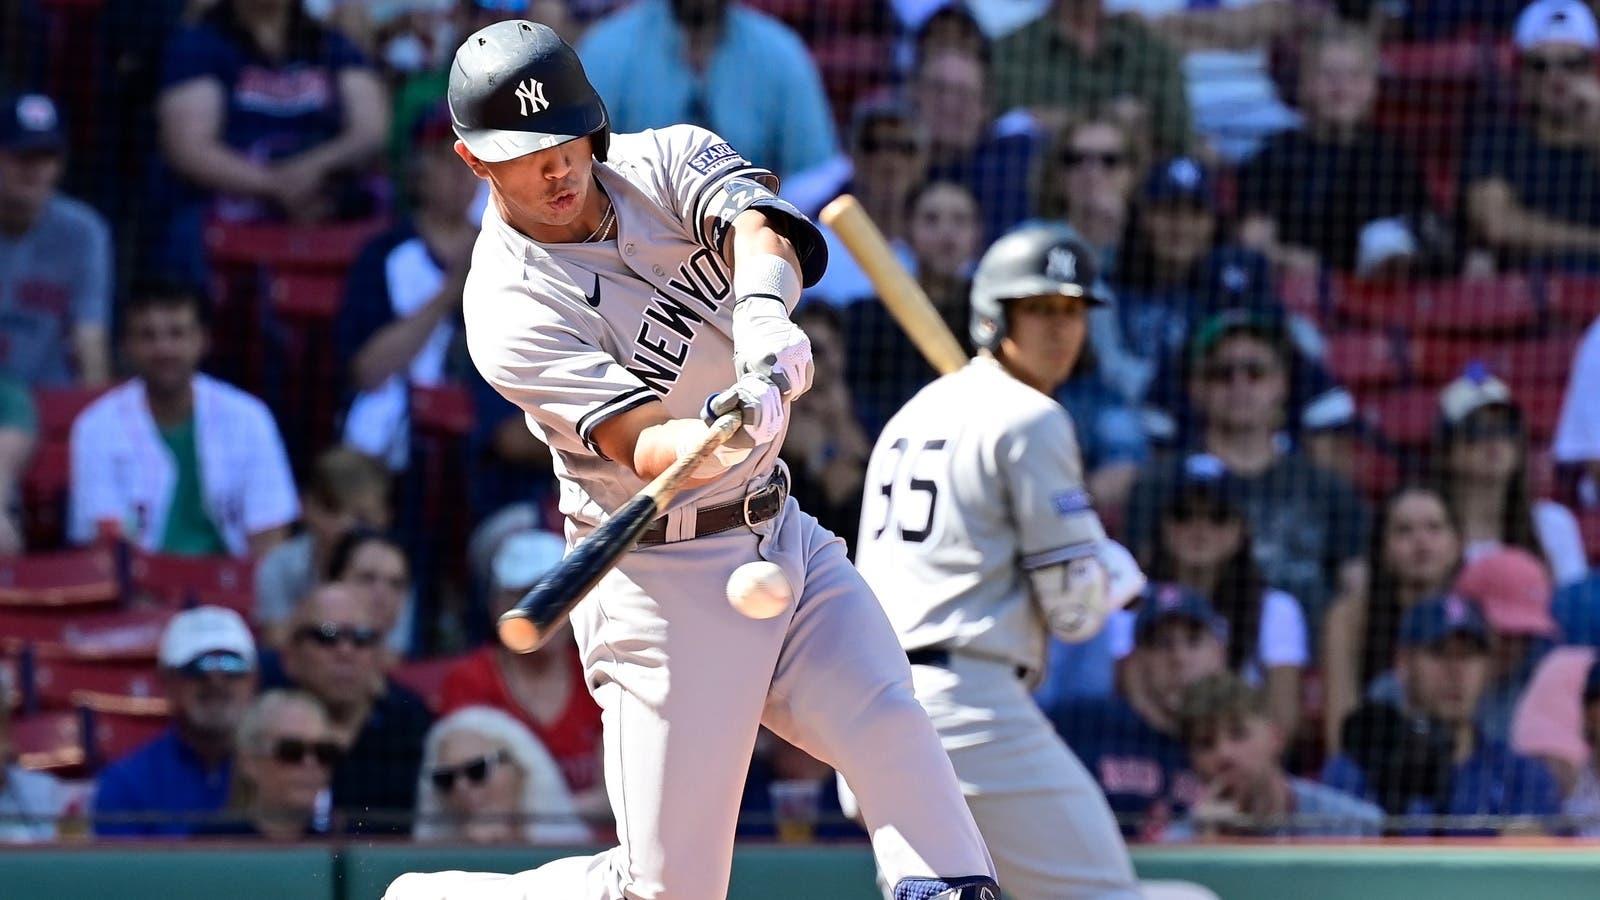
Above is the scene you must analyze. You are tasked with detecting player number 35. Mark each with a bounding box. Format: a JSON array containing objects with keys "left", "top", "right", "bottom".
[{"left": 868, "top": 437, "right": 948, "bottom": 544}]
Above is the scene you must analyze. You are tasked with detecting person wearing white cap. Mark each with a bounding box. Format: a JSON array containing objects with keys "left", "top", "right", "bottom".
[
  {"left": 92, "top": 606, "right": 258, "bottom": 836},
  {"left": 1431, "top": 365, "right": 1589, "bottom": 586},
  {"left": 1464, "top": 0, "right": 1600, "bottom": 266},
  {"left": 438, "top": 530, "right": 610, "bottom": 821}
]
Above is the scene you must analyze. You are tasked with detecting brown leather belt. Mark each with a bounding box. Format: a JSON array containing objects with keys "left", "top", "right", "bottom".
[{"left": 637, "top": 468, "right": 789, "bottom": 545}]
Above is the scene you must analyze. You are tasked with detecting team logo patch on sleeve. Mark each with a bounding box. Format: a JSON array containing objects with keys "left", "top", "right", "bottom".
[
  {"left": 1051, "top": 489, "right": 1091, "bottom": 516},
  {"left": 688, "top": 142, "right": 744, "bottom": 175}
]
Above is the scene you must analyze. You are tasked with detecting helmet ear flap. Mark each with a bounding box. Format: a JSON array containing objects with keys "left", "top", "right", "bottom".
[{"left": 971, "top": 312, "right": 1003, "bottom": 351}]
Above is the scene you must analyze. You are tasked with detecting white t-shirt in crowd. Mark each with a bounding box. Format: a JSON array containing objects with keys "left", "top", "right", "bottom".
[
  {"left": 1554, "top": 317, "right": 1600, "bottom": 466},
  {"left": 1461, "top": 499, "right": 1590, "bottom": 588},
  {"left": 1107, "top": 587, "right": 1308, "bottom": 685}
]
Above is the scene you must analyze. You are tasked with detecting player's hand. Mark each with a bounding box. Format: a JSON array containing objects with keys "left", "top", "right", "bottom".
[
  {"left": 1096, "top": 539, "right": 1146, "bottom": 612},
  {"left": 731, "top": 296, "right": 813, "bottom": 400},
  {"left": 704, "top": 373, "right": 786, "bottom": 446},
  {"left": 1040, "top": 555, "right": 1113, "bottom": 643}
]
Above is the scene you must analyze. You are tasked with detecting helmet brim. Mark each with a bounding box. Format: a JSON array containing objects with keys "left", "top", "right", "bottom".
[
  {"left": 455, "top": 126, "right": 590, "bottom": 163},
  {"left": 991, "top": 276, "right": 1109, "bottom": 306}
]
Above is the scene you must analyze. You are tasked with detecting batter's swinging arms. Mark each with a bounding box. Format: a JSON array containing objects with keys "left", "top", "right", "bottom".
[
  {"left": 385, "top": 21, "right": 998, "bottom": 900},
  {"left": 851, "top": 224, "right": 1148, "bottom": 899}
]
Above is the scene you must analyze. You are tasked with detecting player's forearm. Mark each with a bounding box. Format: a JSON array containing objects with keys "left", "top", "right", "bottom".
[
  {"left": 593, "top": 401, "right": 723, "bottom": 484},
  {"left": 349, "top": 288, "right": 460, "bottom": 390},
  {"left": 727, "top": 210, "right": 802, "bottom": 304}
]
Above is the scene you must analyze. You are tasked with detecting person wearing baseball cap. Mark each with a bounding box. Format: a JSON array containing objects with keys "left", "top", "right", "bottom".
[
  {"left": 1322, "top": 593, "right": 1563, "bottom": 828},
  {"left": 438, "top": 530, "right": 608, "bottom": 814},
  {"left": 1455, "top": 548, "right": 1558, "bottom": 742},
  {"left": 93, "top": 607, "right": 259, "bottom": 836},
  {"left": 0, "top": 90, "right": 112, "bottom": 387},
  {"left": 1464, "top": 0, "right": 1600, "bottom": 267},
  {"left": 1048, "top": 582, "right": 1225, "bottom": 839},
  {"left": 1432, "top": 364, "right": 1589, "bottom": 586}
]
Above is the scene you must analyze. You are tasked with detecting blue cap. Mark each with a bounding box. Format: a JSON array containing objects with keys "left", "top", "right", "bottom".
[
  {"left": 0, "top": 92, "right": 65, "bottom": 154},
  {"left": 1193, "top": 247, "right": 1274, "bottom": 312},
  {"left": 1398, "top": 594, "right": 1491, "bottom": 650},
  {"left": 1140, "top": 156, "right": 1214, "bottom": 209},
  {"left": 1133, "top": 582, "right": 1227, "bottom": 646}
]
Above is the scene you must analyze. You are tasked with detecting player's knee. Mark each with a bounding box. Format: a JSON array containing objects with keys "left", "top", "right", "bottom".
[{"left": 892, "top": 875, "right": 1001, "bottom": 900}]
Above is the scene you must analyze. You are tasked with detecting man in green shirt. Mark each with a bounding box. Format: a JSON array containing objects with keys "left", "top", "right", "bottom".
[{"left": 993, "top": 0, "right": 1192, "bottom": 157}]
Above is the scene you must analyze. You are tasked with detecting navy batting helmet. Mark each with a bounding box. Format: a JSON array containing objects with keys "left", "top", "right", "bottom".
[
  {"left": 969, "top": 223, "right": 1107, "bottom": 351},
  {"left": 448, "top": 20, "right": 610, "bottom": 163}
]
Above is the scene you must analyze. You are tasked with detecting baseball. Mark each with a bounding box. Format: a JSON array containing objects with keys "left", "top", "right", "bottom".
[{"left": 726, "top": 561, "right": 793, "bottom": 619}]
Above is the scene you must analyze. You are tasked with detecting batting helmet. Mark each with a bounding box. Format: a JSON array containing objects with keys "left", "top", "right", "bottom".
[
  {"left": 448, "top": 20, "right": 610, "bottom": 164},
  {"left": 969, "top": 223, "right": 1107, "bottom": 351}
]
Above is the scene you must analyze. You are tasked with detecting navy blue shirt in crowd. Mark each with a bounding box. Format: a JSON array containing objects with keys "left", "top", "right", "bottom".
[
  {"left": 1462, "top": 117, "right": 1600, "bottom": 270},
  {"left": 161, "top": 19, "right": 364, "bottom": 169},
  {"left": 1321, "top": 738, "right": 1562, "bottom": 833},
  {"left": 92, "top": 729, "right": 232, "bottom": 836},
  {"left": 1048, "top": 695, "right": 1199, "bottom": 839}
]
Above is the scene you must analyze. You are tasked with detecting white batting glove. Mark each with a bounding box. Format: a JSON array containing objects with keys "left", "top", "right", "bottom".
[
  {"left": 704, "top": 373, "right": 786, "bottom": 446},
  {"left": 732, "top": 296, "right": 813, "bottom": 401},
  {"left": 1097, "top": 539, "right": 1147, "bottom": 612}
]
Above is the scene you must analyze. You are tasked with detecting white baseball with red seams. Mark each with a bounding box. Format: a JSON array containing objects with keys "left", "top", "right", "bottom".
[{"left": 726, "top": 560, "right": 793, "bottom": 619}]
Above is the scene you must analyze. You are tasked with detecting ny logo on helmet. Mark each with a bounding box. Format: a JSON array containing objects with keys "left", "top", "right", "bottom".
[
  {"left": 1046, "top": 246, "right": 1078, "bottom": 283},
  {"left": 515, "top": 78, "right": 549, "bottom": 117}
]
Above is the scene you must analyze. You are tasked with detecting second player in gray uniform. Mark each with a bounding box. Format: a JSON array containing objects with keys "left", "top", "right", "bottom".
[
  {"left": 385, "top": 21, "right": 999, "bottom": 900},
  {"left": 851, "top": 225, "right": 1147, "bottom": 899}
]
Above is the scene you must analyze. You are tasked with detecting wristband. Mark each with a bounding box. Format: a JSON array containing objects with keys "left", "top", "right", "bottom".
[{"left": 733, "top": 252, "right": 802, "bottom": 313}]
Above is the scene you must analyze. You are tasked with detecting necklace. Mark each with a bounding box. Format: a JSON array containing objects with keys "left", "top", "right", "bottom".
[{"left": 584, "top": 188, "right": 616, "bottom": 243}]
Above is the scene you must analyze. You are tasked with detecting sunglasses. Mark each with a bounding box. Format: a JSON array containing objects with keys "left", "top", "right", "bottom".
[
  {"left": 1201, "top": 359, "right": 1275, "bottom": 384},
  {"left": 860, "top": 134, "right": 919, "bottom": 156},
  {"left": 1165, "top": 505, "right": 1236, "bottom": 526},
  {"left": 175, "top": 652, "right": 253, "bottom": 678},
  {"left": 270, "top": 737, "right": 341, "bottom": 768},
  {"left": 429, "top": 750, "right": 509, "bottom": 792},
  {"left": 294, "top": 622, "right": 381, "bottom": 649},
  {"left": 1524, "top": 53, "right": 1593, "bottom": 75},
  {"left": 1063, "top": 149, "right": 1127, "bottom": 169}
]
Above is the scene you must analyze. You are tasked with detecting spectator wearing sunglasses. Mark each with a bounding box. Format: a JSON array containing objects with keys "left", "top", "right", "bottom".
[
  {"left": 1431, "top": 367, "right": 1589, "bottom": 586},
  {"left": 276, "top": 583, "right": 433, "bottom": 834},
  {"left": 201, "top": 690, "right": 337, "bottom": 839},
  {"left": 1463, "top": 0, "right": 1600, "bottom": 270},
  {"left": 94, "top": 607, "right": 259, "bottom": 836},
  {"left": 1125, "top": 311, "right": 1369, "bottom": 638},
  {"left": 414, "top": 706, "right": 590, "bottom": 844}
]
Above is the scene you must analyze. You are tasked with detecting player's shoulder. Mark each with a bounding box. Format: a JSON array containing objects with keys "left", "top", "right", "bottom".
[
  {"left": 609, "top": 125, "right": 749, "bottom": 177},
  {"left": 964, "top": 359, "right": 1074, "bottom": 433}
]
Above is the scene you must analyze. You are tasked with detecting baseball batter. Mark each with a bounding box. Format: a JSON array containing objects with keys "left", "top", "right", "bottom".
[
  {"left": 851, "top": 225, "right": 1146, "bottom": 899},
  {"left": 385, "top": 21, "right": 998, "bottom": 900}
]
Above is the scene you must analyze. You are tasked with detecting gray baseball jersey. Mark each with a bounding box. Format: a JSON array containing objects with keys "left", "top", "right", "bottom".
[
  {"left": 856, "top": 357, "right": 1109, "bottom": 673},
  {"left": 463, "top": 124, "right": 787, "bottom": 535}
]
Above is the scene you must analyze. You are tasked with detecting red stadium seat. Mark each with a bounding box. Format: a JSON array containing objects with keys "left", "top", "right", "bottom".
[
  {"left": 34, "top": 385, "right": 107, "bottom": 442},
  {"left": 1348, "top": 440, "right": 1403, "bottom": 502},
  {"left": 1519, "top": 383, "right": 1565, "bottom": 442},
  {"left": 1329, "top": 274, "right": 1538, "bottom": 335},
  {"left": 1278, "top": 269, "right": 1321, "bottom": 322},
  {"left": 1581, "top": 510, "right": 1600, "bottom": 560},
  {"left": 30, "top": 658, "right": 164, "bottom": 711},
  {"left": 1545, "top": 274, "right": 1600, "bottom": 328},
  {"left": 1410, "top": 333, "right": 1581, "bottom": 388},
  {"left": 9, "top": 709, "right": 84, "bottom": 773},
  {"left": 1325, "top": 330, "right": 1406, "bottom": 388},
  {"left": 204, "top": 219, "right": 388, "bottom": 271},
  {"left": 812, "top": 35, "right": 894, "bottom": 128},
  {"left": 0, "top": 548, "right": 119, "bottom": 608},
  {"left": 411, "top": 384, "right": 476, "bottom": 438},
  {"left": 20, "top": 439, "right": 71, "bottom": 549},
  {"left": 126, "top": 551, "right": 254, "bottom": 616},
  {"left": 1359, "top": 386, "right": 1438, "bottom": 447},
  {"left": 0, "top": 607, "right": 172, "bottom": 662},
  {"left": 270, "top": 270, "right": 345, "bottom": 320},
  {"left": 391, "top": 654, "right": 470, "bottom": 714},
  {"left": 82, "top": 705, "right": 170, "bottom": 769}
]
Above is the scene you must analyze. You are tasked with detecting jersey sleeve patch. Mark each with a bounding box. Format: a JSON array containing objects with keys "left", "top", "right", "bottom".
[
  {"left": 1052, "top": 489, "right": 1093, "bottom": 517},
  {"left": 688, "top": 141, "right": 745, "bottom": 176}
]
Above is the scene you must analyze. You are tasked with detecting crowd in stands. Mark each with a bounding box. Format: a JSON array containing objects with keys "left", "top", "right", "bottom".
[{"left": 3, "top": 0, "right": 1600, "bottom": 849}]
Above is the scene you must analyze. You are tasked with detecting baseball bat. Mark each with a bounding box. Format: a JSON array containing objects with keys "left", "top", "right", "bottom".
[
  {"left": 820, "top": 194, "right": 969, "bottom": 376},
  {"left": 498, "top": 412, "right": 744, "bottom": 654}
]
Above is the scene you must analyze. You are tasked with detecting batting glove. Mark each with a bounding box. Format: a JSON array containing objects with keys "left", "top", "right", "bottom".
[
  {"left": 704, "top": 373, "right": 786, "bottom": 446},
  {"left": 731, "top": 296, "right": 813, "bottom": 401}
]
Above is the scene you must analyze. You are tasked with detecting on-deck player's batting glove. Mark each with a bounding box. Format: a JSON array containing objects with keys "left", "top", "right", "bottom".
[
  {"left": 704, "top": 373, "right": 787, "bottom": 446},
  {"left": 731, "top": 295, "right": 813, "bottom": 401}
]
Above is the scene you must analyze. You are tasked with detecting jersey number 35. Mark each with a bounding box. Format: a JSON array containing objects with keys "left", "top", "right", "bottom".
[{"left": 867, "top": 438, "right": 948, "bottom": 544}]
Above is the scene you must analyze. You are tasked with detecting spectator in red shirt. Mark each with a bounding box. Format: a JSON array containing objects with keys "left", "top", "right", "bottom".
[{"left": 440, "top": 530, "right": 608, "bottom": 820}]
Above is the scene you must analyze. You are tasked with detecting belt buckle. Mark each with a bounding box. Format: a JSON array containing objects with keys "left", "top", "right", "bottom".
[
  {"left": 742, "top": 485, "right": 764, "bottom": 529},
  {"left": 742, "top": 471, "right": 786, "bottom": 529}
]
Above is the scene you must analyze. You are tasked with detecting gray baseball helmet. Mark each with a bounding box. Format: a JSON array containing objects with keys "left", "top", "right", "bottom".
[
  {"left": 448, "top": 20, "right": 610, "bottom": 163},
  {"left": 969, "top": 223, "right": 1107, "bottom": 350}
]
